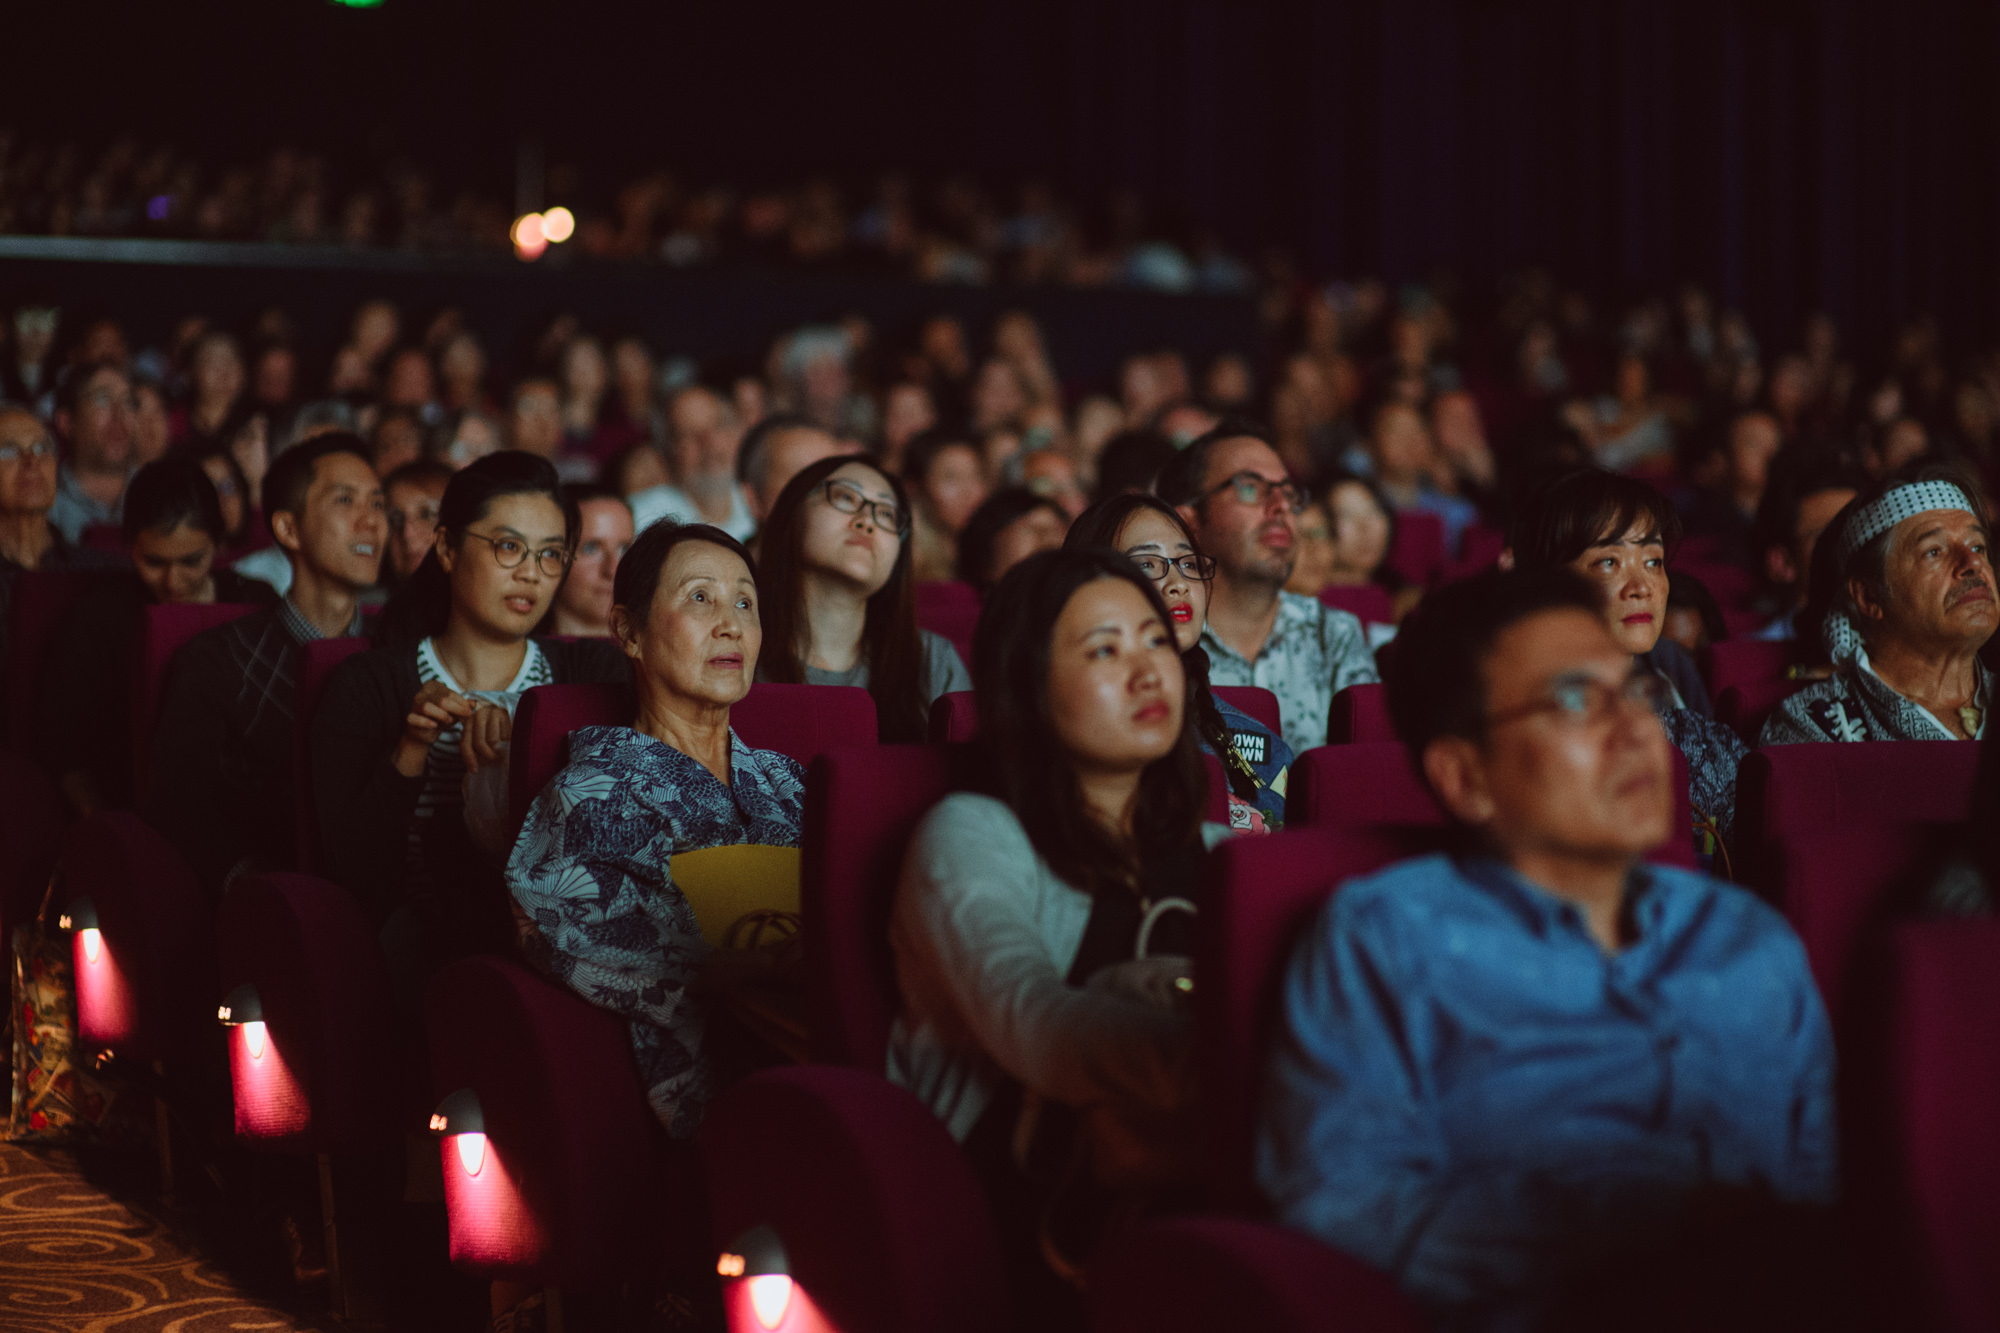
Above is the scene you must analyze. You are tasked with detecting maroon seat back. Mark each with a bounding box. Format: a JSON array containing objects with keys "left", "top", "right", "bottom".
[
  {"left": 1879, "top": 918, "right": 2000, "bottom": 1331},
  {"left": 292, "top": 638, "right": 369, "bottom": 872},
  {"left": 1737, "top": 742, "right": 1983, "bottom": 894},
  {"left": 60, "top": 812, "right": 213, "bottom": 1063},
  {"left": 1326, "top": 683, "right": 1394, "bottom": 744},
  {"left": 1212, "top": 686, "right": 1282, "bottom": 738},
  {"left": 703, "top": 1066, "right": 1010, "bottom": 1333},
  {"left": 425, "top": 955, "right": 667, "bottom": 1286},
  {"left": 508, "top": 681, "right": 878, "bottom": 825},
  {"left": 1699, "top": 638, "right": 1800, "bottom": 699},
  {"left": 1767, "top": 821, "right": 1952, "bottom": 1039},
  {"left": 1197, "top": 824, "right": 1444, "bottom": 1209},
  {"left": 914, "top": 580, "right": 980, "bottom": 667},
  {"left": 926, "top": 689, "right": 978, "bottom": 744},
  {"left": 1437, "top": 523, "right": 1506, "bottom": 584},
  {"left": 1387, "top": 510, "right": 1445, "bottom": 586},
  {"left": 1677, "top": 561, "right": 1754, "bottom": 611},
  {"left": 134, "top": 602, "right": 259, "bottom": 797},
  {"left": 1715, "top": 677, "right": 1805, "bottom": 744},
  {"left": 0, "top": 753, "right": 68, "bottom": 943},
  {"left": 1287, "top": 742, "right": 1698, "bottom": 871},
  {"left": 1317, "top": 583, "right": 1395, "bottom": 627},
  {"left": 1090, "top": 1216, "right": 1425, "bottom": 1333},
  {"left": 79, "top": 522, "right": 126, "bottom": 554},
  {"left": 5, "top": 569, "right": 96, "bottom": 752},
  {"left": 802, "top": 745, "right": 957, "bottom": 1068},
  {"left": 215, "top": 872, "right": 402, "bottom": 1150}
]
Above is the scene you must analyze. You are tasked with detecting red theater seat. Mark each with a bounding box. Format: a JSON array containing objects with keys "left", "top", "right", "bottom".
[
  {"left": 1699, "top": 638, "right": 1801, "bottom": 700},
  {"left": 5, "top": 569, "right": 98, "bottom": 753},
  {"left": 293, "top": 638, "right": 368, "bottom": 872},
  {"left": 1388, "top": 511, "right": 1445, "bottom": 586},
  {"left": 1715, "top": 677, "right": 1805, "bottom": 744},
  {"left": 424, "top": 955, "right": 670, "bottom": 1287},
  {"left": 1090, "top": 1215, "right": 1424, "bottom": 1333},
  {"left": 1211, "top": 685, "right": 1281, "bottom": 737},
  {"left": 134, "top": 602, "right": 260, "bottom": 798},
  {"left": 1287, "top": 742, "right": 1697, "bottom": 871},
  {"left": 802, "top": 745, "right": 957, "bottom": 1069},
  {"left": 926, "top": 690, "right": 977, "bottom": 744},
  {"left": 508, "top": 681, "right": 878, "bottom": 826},
  {"left": 1437, "top": 523, "right": 1505, "bottom": 584},
  {"left": 0, "top": 752, "right": 69, "bottom": 943},
  {"left": 703, "top": 1066, "right": 1010, "bottom": 1333},
  {"left": 1326, "top": 683, "right": 1393, "bottom": 744},
  {"left": 60, "top": 812, "right": 213, "bottom": 1064},
  {"left": 1876, "top": 918, "right": 2000, "bottom": 1331},
  {"left": 1736, "top": 742, "right": 1982, "bottom": 894},
  {"left": 1317, "top": 583, "right": 1395, "bottom": 627},
  {"left": 914, "top": 580, "right": 980, "bottom": 668}
]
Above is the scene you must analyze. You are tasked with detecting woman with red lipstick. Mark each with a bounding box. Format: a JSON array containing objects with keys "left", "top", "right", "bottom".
[
  {"left": 1066, "top": 493, "right": 1294, "bottom": 831},
  {"left": 1511, "top": 469, "right": 1748, "bottom": 868},
  {"left": 888, "top": 548, "right": 1211, "bottom": 1316},
  {"left": 754, "top": 454, "right": 969, "bottom": 741},
  {"left": 313, "top": 452, "right": 629, "bottom": 967}
]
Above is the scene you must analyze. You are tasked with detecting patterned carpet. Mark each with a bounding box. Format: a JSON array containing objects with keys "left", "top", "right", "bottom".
[{"left": 0, "top": 1141, "right": 331, "bottom": 1333}]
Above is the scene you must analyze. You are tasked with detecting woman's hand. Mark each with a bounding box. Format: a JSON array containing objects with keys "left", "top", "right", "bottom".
[
  {"left": 461, "top": 703, "right": 514, "bottom": 774},
  {"left": 393, "top": 680, "right": 475, "bottom": 777}
]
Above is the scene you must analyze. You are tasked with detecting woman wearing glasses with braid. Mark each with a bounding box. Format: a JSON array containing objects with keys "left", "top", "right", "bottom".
[
  {"left": 313, "top": 452, "right": 629, "bottom": 972},
  {"left": 1067, "top": 493, "right": 1294, "bottom": 832},
  {"left": 754, "top": 455, "right": 970, "bottom": 742}
]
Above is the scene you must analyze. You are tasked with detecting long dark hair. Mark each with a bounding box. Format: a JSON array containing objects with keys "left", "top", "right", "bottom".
[
  {"left": 1064, "top": 492, "right": 1258, "bottom": 805},
  {"left": 374, "top": 451, "right": 578, "bottom": 644},
  {"left": 972, "top": 548, "right": 1206, "bottom": 899},
  {"left": 756, "top": 454, "right": 928, "bottom": 743}
]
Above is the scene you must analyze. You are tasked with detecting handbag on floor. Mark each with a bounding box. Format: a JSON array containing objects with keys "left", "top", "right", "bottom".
[{"left": 6, "top": 882, "right": 135, "bottom": 1144}]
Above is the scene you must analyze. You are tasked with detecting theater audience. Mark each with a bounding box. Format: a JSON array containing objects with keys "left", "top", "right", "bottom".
[
  {"left": 510, "top": 522, "right": 802, "bottom": 1137},
  {"left": 1748, "top": 456, "right": 1863, "bottom": 641},
  {"left": 36, "top": 457, "right": 274, "bottom": 816},
  {"left": 754, "top": 455, "right": 968, "bottom": 741},
  {"left": 1680, "top": 410, "right": 1783, "bottom": 569},
  {"left": 957, "top": 486, "right": 1070, "bottom": 596},
  {"left": 545, "top": 484, "right": 632, "bottom": 637},
  {"left": 1066, "top": 493, "right": 1293, "bottom": 831},
  {"left": 48, "top": 361, "right": 136, "bottom": 541},
  {"left": 1358, "top": 401, "right": 1479, "bottom": 555},
  {"left": 313, "top": 452, "right": 626, "bottom": 967},
  {"left": 1762, "top": 462, "right": 1997, "bottom": 743},
  {"left": 901, "top": 426, "right": 989, "bottom": 581},
  {"left": 1511, "top": 469, "right": 1748, "bottom": 861},
  {"left": 1259, "top": 568, "right": 1836, "bottom": 1331},
  {"left": 628, "top": 385, "right": 755, "bottom": 540},
  {"left": 0, "top": 404, "right": 123, "bottom": 667},
  {"left": 382, "top": 460, "right": 452, "bottom": 585},
  {"left": 889, "top": 548, "right": 1206, "bottom": 1307},
  {"left": 736, "top": 412, "right": 849, "bottom": 530},
  {"left": 148, "top": 436, "right": 382, "bottom": 889},
  {"left": 1160, "top": 423, "right": 1376, "bottom": 752}
]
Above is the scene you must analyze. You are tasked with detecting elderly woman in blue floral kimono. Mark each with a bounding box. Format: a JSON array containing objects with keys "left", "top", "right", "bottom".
[{"left": 506, "top": 521, "right": 804, "bottom": 1138}]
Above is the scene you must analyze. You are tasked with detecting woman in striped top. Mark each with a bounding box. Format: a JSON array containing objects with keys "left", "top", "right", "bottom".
[{"left": 313, "top": 452, "right": 627, "bottom": 975}]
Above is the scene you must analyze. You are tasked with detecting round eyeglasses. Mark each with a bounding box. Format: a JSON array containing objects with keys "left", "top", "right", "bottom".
[
  {"left": 1129, "top": 553, "right": 1216, "bottom": 583},
  {"left": 821, "top": 478, "right": 908, "bottom": 535},
  {"left": 462, "top": 529, "right": 571, "bottom": 578}
]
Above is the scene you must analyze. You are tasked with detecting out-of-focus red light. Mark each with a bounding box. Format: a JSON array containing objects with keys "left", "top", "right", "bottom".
[
  {"left": 72, "top": 930, "right": 136, "bottom": 1048},
  {"left": 230, "top": 1019, "right": 310, "bottom": 1140}
]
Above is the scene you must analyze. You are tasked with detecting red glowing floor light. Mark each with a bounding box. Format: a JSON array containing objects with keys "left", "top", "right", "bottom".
[
  {"left": 431, "top": 1088, "right": 550, "bottom": 1272},
  {"left": 60, "top": 898, "right": 137, "bottom": 1048},
  {"left": 218, "top": 983, "right": 310, "bottom": 1139},
  {"left": 718, "top": 1225, "right": 839, "bottom": 1333}
]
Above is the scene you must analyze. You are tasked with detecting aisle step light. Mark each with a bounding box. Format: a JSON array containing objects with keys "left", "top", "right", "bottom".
[
  {"left": 217, "top": 980, "right": 310, "bottom": 1138},
  {"left": 60, "top": 897, "right": 136, "bottom": 1047},
  {"left": 431, "top": 1088, "right": 487, "bottom": 1176},
  {"left": 717, "top": 1225, "right": 837, "bottom": 1332},
  {"left": 57, "top": 897, "right": 100, "bottom": 963},
  {"left": 216, "top": 982, "right": 266, "bottom": 1058}
]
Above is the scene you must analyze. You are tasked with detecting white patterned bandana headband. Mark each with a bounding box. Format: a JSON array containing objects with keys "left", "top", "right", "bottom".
[{"left": 1822, "top": 480, "right": 1977, "bottom": 664}]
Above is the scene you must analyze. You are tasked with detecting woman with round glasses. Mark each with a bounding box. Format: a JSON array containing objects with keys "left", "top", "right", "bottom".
[
  {"left": 753, "top": 454, "right": 970, "bottom": 742},
  {"left": 1510, "top": 468, "right": 1747, "bottom": 869},
  {"left": 314, "top": 452, "right": 629, "bottom": 970},
  {"left": 1067, "top": 493, "right": 1294, "bottom": 832}
]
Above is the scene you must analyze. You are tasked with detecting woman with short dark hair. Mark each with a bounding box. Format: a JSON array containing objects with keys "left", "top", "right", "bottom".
[
  {"left": 754, "top": 453, "right": 968, "bottom": 742},
  {"left": 508, "top": 521, "right": 805, "bottom": 1136}
]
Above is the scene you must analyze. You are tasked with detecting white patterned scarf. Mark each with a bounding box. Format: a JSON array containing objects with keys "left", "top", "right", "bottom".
[{"left": 1823, "top": 480, "right": 1978, "bottom": 664}]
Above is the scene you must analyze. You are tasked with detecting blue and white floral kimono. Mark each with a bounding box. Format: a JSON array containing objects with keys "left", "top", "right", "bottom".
[{"left": 505, "top": 725, "right": 806, "bottom": 1138}]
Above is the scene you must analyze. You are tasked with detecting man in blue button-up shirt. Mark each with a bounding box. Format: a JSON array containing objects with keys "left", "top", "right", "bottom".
[{"left": 1257, "top": 569, "right": 1836, "bottom": 1331}]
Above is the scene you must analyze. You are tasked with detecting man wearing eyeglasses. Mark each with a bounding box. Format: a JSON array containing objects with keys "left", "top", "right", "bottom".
[
  {"left": 1160, "top": 422, "right": 1377, "bottom": 751},
  {"left": 1258, "top": 569, "right": 1835, "bottom": 1329},
  {"left": 47, "top": 361, "right": 137, "bottom": 543},
  {"left": 0, "top": 403, "right": 126, "bottom": 671}
]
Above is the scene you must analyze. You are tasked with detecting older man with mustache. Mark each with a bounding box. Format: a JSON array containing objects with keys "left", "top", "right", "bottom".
[{"left": 1762, "top": 461, "right": 1999, "bottom": 744}]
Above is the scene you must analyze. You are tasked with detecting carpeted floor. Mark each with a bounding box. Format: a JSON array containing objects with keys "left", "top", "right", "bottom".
[{"left": 0, "top": 1140, "right": 333, "bottom": 1333}]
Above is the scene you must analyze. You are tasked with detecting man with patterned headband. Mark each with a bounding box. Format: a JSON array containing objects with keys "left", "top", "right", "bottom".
[{"left": 1760, "top": 461, "right": 1997, "bottom": 745}]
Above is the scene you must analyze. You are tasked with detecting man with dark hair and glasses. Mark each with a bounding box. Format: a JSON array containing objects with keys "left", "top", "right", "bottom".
[
  {"left": 1258, "top": 568, "right": 1836, "bottom": 1330},
  {"left": 0, "top": 403, "right": 125, "bottom": 669},
  {"left": 1158, "top": 421, "right": 1376, "bottom": 751}
]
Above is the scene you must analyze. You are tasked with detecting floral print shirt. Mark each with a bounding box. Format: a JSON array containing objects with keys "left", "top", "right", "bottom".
[
  {"left": 1208, "top": 694, "right": 1294, "bottom": 834},
  {"left": 1199, "top": 592, "right": 1379, "bottom": 753},
  {"left": 506, "top": 724, "right": 806, "bottom": 1138}
]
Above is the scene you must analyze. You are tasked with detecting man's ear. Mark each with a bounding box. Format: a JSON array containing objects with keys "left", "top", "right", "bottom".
[
  {"left": 1174, "top": 502, "right": 1201, "bottom": 535},
  {"left": 1848, "top": 575, "right": 1886, "bottom": 624},
  {"left": 1422, "top": 736, "right": 1497, "bottom": 827},
  {"left": 1766, "top": 545, "right": 1797, "bottom": 587},
  {"left": 269, "top": 510, "right": 303, "bottom": 556}
]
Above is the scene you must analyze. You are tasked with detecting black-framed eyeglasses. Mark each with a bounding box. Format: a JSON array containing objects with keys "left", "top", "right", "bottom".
[
  {"left": 1195, "top": 471, "right": 1307, "bottom": 515},
  {"left": 0, "top": 438, "right": 55, "bottom": 465},
  {"left": 821, "top": 477, "right": 908, "bottom": 535},
  {"left": 462, "top": 529, "right": 571, "bottom": 578},
  {"left": 1484, "top": 670, "right": 1669, "bottom": 733},
  {"left": 1129, "top": 552, "right": 1216, "bottom": 584}
]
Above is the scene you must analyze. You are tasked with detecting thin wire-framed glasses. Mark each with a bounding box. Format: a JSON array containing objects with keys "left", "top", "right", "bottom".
[
  {"left": 1129, "top": 552, "right": 1217, "bottom": 583},
  {"left": 821, "top": 478, "right": 908, "bottom": 535},
  {"left": 462, "top": 529, "right": 571, "bottom": 577},
  {"left": 0, "top": 437, "right": 55, "bottom": 465},
  {"left": 1196, "top": 471, "right": 1307, "bottom": 515}
]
